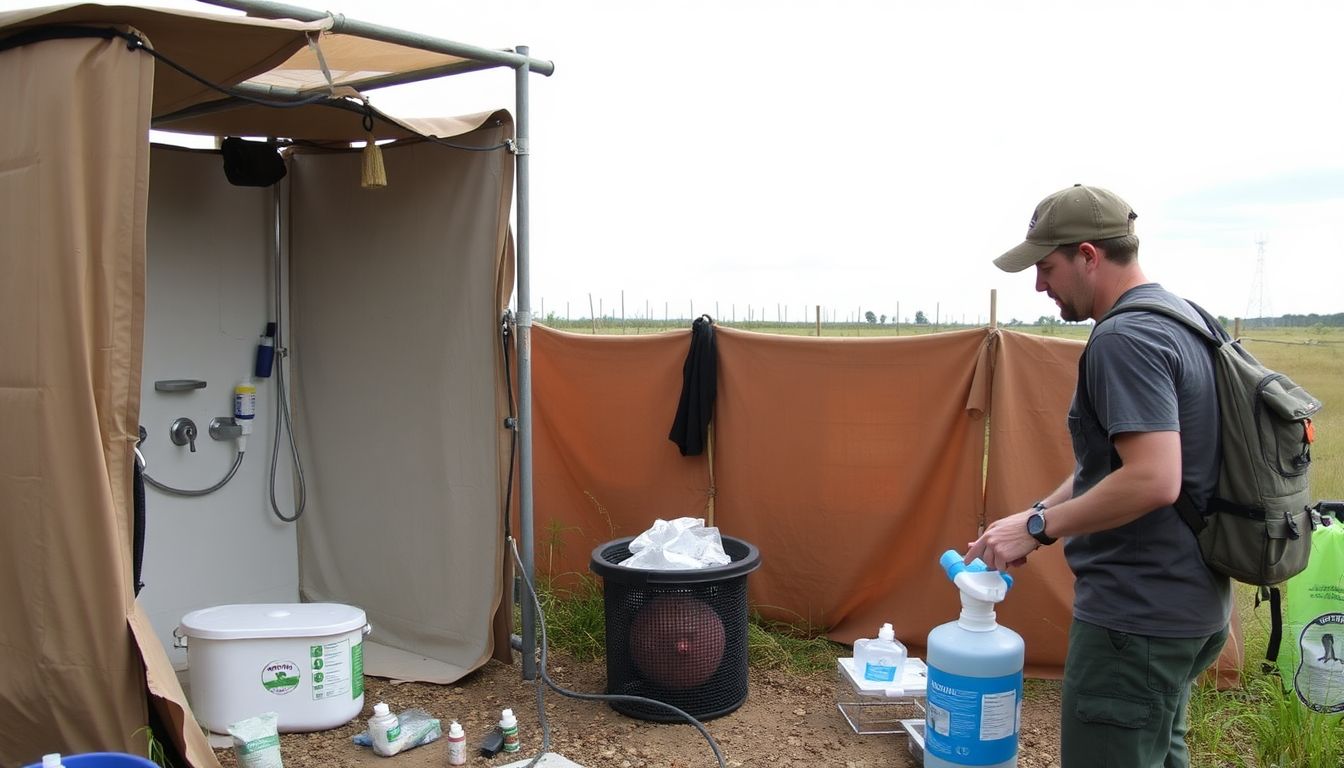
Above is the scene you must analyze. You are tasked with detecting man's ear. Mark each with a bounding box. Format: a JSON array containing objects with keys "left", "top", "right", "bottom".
[{"left": 1077, "top": 242, "right": 1103, "bottom": 270}]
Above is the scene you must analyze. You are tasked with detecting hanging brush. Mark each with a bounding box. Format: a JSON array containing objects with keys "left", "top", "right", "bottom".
[{"left": 360, "top": 106, "right": 387, "bottom": 189}]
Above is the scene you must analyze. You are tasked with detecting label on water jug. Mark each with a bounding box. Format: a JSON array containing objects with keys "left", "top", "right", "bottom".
[{"left": 924, "top": 668, "right": 1021, "bottom": 765}]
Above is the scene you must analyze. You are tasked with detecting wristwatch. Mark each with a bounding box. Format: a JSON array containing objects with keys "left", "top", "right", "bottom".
[{"left": 1026, "top": 501, "right": 1056, "bottom": 546}]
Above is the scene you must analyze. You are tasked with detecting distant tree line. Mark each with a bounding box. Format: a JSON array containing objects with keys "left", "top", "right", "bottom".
[
  {"left": 997, "top": 312, "right": 1344, "bottom": 330},
  {"left": 1239, "top": 313, "right": 1344, "bottom": 328}
]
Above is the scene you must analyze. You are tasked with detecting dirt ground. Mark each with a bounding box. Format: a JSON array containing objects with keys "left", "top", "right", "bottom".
[{"left": 213, "top": 650, "right": 1063, "bottom": 768}]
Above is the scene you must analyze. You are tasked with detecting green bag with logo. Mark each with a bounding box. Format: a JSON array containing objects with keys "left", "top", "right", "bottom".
[{"left": 1276, "top": 512, "right": 1344, "bottom": 713}]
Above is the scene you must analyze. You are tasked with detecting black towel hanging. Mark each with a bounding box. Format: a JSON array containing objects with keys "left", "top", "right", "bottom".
[{"left": 668, "top": 315, "right": 717, "bottom": 456}]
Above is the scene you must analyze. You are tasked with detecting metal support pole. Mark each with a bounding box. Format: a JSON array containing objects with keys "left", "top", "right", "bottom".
[{"left": 513, "top": 46, "right": 537, "bottom": 681}]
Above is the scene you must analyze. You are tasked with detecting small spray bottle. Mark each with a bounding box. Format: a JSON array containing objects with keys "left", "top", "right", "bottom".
[
  {"left": 446, "top": 719, "right": 467, "bottom": 765},
  {"left": 499, "top": 708, "right": 520, "bottom": 753},
  {"left": 367, "top": 702, "right": 401, "bottom": 757}
]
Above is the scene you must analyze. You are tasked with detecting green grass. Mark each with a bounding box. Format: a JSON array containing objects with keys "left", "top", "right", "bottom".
[
  {"left": 526, "top": 573, "right": 607, "bottom": 661},
  {"left": 746, "top": 613, "right": 847, "bottom": 674}
]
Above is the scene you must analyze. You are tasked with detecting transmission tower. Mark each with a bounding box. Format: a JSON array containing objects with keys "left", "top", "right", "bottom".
[{"left": 1246, "top": 239, "right": 1272, "bottom": 322}]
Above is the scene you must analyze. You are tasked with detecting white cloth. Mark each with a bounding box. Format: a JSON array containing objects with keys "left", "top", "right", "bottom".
[{"left": 622, "top": 517, "right": 731, "bottom": 570}]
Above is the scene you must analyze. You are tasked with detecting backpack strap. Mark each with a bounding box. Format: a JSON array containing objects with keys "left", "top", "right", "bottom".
[
  {"left": 1263, "top": 585, "right": 1284, "bottom": 672},
  {"left": 1098, "top": 298, "right": 1230, "bottom": 348},
  {"left": 1083, "top": 296, "right": 1223, "bottom": 536}
]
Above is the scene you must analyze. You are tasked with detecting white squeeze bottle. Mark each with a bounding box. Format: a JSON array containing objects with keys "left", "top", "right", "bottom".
[
  {"left": 854, "top": 622, "right": 907, "bottom": 684},
  {"left": 367, "top": 701, "right": 402, "bottom": 756},
  {"left": 446, "top": 720, "right": 467, "bottom": 765}
]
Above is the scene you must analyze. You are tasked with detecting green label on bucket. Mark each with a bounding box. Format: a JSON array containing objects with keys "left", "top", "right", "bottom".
[
  {"left": 262, "top": 660, "right": 300, "bottom": 695},
  {"left": 352, "top": 641, "right": 364, "bottom": 699}
]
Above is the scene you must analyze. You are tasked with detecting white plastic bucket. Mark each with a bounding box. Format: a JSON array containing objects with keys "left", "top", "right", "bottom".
[{"left": 177, "top": 603, "right": 370, "bottom": 734}]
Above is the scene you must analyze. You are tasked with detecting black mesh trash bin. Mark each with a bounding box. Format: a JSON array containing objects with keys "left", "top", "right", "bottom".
[{"left": 590, "top": 535, "right": 761, "bottom": 722}]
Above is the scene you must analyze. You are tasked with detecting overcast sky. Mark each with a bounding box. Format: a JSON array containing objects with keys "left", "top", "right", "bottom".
[{"left": 13, "top": 0, "right": 1344, "bottom": 324}]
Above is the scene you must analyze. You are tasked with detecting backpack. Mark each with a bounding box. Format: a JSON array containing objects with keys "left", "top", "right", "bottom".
[{"left": 1089, "top": 298, "right": 1322, "bottom": 586}]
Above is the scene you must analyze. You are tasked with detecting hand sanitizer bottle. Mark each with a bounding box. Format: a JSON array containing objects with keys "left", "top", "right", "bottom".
[{"left": 854, "top": 622, "right": 907, "bottom": 684}]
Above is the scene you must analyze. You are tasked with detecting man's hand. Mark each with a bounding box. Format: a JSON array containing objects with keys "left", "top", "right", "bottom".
[{"left": 966, "top": 509, "right": 1039, "bottom": 571}]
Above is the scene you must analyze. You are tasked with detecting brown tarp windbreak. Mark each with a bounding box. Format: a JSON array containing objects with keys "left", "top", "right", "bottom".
[{"left": 527, "top": 325, "right": 1244, "bottom": 681}]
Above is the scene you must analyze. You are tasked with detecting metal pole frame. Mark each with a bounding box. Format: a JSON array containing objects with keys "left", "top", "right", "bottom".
[
  {"left": 196, "top": 0, "right": 549, "bottom": 680},
  {"left": 513, "top": 45, "right": 538, "bottom": 681}
]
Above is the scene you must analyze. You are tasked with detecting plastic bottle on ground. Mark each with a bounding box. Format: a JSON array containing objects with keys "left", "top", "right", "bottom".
[
  {"left": 367, "top": 701, "right": 402, "bottom": 756},
  {"left": 447, "top": 719, "right": 467, "bottom": 764},
  {"left": 500, "top": 708, "right": 520, "bottom": 753}
]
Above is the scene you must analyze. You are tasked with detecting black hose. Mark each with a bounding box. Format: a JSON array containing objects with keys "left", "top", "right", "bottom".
[{"left": 133, "top": 455, "right": 146, "bottom": 596}]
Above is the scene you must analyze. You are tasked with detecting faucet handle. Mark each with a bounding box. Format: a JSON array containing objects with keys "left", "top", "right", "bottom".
[{"left": 170, "top": 417, "right": 198, "bottom": 452}]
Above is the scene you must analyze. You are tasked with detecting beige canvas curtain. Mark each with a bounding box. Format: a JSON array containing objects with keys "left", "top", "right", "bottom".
[
  {"left": 0, "top": 31, "right": 214, "bottom": 767},
  {"left": 288, "top": 120, "right": 516, "bottom": 683}
]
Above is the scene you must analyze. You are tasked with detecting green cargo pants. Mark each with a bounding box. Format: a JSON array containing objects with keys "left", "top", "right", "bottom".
[{"left": 1060, "top": 619, "right": 1229, "bottom": 768}]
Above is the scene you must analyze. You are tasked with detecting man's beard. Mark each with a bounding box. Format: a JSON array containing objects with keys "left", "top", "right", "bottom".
[{"left": 1059, "top": 302, "right": 1084, "bottom": 323}]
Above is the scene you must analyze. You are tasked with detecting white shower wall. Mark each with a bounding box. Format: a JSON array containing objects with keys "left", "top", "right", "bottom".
[{"left": 140, "top": 145, "right": 299, "bottom": 669}]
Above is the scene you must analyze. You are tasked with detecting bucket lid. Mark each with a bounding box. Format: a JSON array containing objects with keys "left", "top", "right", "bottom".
[{"left": 179, "top": 603, "right": 367, "bottom": 640}]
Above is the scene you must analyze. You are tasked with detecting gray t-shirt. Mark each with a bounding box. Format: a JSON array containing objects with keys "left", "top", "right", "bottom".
[{"left": 1065, "top": 283, "right": 1231, "bottom": 637}]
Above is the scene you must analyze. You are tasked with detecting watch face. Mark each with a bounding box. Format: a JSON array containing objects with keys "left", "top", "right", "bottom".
[{"left": 1027, "top": 513, "right": 1045, "bottom": 535}]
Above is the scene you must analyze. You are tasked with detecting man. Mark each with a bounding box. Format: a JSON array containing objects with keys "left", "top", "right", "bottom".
[{"left": 966, "top": 185, "right": 1231, "bottom": 768}]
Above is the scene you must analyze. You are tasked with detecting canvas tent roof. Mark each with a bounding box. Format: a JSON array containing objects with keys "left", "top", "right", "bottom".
[{"left": 0, "top": 2, "right": 552, "bottom": 140}]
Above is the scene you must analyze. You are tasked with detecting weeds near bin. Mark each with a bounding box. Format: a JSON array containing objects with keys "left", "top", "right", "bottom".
[
  {"left": 134, "top": 725, "right": 174, "bottom": 768},
  {"left": 746, "top": 612, "right": 845, "bottom": 675},
  {"left": 525, "top": 573, "right": 608, "bottom": 661},
  {"left": 541, "top": 519, "right": 583, "bottom": 580}
]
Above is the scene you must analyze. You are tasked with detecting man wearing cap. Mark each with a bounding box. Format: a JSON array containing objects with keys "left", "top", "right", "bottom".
[{"left": 966, "top": 185, "right": 1230, "bottom": 768}]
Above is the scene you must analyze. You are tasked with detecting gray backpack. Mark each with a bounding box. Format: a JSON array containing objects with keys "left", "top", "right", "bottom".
[{"left": 1090, "top": 299, "right": 1322, "bottom": 585}]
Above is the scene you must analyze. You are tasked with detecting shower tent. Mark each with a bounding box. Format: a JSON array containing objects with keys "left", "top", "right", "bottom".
[{"left": 0, "top": 4, "right": 550, "bottom": 766}]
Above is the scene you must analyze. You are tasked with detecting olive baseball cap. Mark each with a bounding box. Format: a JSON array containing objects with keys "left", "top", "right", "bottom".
[{"left": 994, "top": 184, "right": 1137, "bottom": 272}]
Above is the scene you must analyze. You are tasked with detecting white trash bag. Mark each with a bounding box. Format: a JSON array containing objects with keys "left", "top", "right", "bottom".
[{"left": 621, "top": 517, "right": 731, "bottom": 570}]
